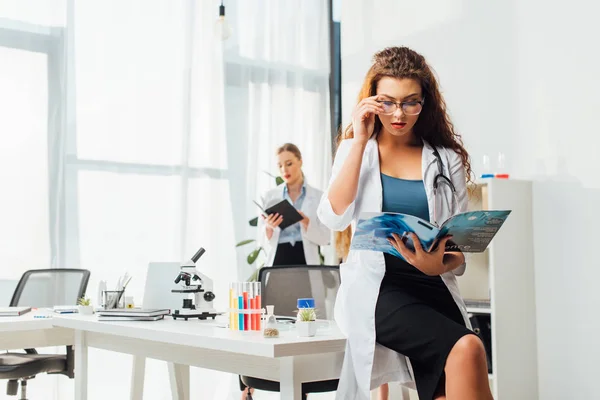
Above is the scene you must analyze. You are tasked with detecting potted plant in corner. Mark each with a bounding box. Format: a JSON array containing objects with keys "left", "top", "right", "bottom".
[
  {"left": 296, "top": 307, "right": 317, "bottom": 337},
  {"left": 77, "top": 297, "right": 94, "bottom": 315}
]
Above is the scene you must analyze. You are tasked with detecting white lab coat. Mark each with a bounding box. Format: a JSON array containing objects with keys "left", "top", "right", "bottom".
[
  {"left": 317, "top": 137, "right": 472, "bottom": 400},
  {"left": 258, "top": 183, "right": 331, "bottom": 266}
]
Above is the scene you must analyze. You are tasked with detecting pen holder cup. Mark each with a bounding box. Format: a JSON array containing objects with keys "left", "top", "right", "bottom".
[{"left": 102, "top": 290, "right": 125, "bottom": 309}]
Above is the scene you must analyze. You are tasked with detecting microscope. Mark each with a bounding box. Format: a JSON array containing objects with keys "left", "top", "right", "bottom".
[{"left": 171, "top": 247, "right": 218, "bottom": 321}]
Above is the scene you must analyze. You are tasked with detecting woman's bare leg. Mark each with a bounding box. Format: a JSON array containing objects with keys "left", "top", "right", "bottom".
[
  {"left": 377, "top": 383, "right": 389, "bottom": 400},
  {"left": 444, "top": 334, "right": 493, "bottom": 400},
  {"left": 240, "top": 387, "right": 254, "bottom": 399}
]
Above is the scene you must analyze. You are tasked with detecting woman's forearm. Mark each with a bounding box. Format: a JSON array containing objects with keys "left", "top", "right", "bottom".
[
  {"left": 442, "top": 252, "right": 465, "bottom": 273},
  {"left": 327, "top": 141, "right": 367, "bottom": 215}
]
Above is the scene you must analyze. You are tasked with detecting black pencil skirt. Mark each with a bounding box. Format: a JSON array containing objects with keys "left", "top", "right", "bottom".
[
  {"left": 375, "top": 253, "right": 474, "bottom": 400},
  {"left": 272, "top": 241, "right": 306, "bottom": 266}
]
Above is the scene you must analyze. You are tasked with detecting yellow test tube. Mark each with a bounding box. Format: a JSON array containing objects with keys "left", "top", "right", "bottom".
[{"left": 229, "top": 283, "right": 234, "bottom": 329}]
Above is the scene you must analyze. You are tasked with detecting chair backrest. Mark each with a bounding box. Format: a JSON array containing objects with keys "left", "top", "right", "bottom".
[
  {"left": 10, "top": 269, "right": 91, "bottom": 308},
  {"left": 258, "top": 265, "right": 340, "bottom": 318}
]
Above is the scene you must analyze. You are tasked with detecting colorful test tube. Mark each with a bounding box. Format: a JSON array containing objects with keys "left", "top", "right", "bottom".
[
  {"left": 238, "top": 282, "right": 244, "bottom": 331},
  {"left": 248, "top": 282, "right": 255, "bottom": 331},
  {"left": 228, "top": 283, "right": 234, "bottom": 329},
  {"left": 243, "top": 282, "right": 249, "bottom": 331},
  {"left": 234, "top": 282, "right": 239, "bottom": 330},
  {"left": 254, "top": 282, "right": 261, "bottom": 331}
]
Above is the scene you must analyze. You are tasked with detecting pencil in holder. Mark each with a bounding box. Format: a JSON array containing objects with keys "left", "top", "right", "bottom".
[{"left": 102, "top": 290, "right": 125, "bottom": 309}]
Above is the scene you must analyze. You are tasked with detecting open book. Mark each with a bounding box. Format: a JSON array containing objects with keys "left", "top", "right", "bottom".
[
  {"left": 351, "top": 210, "right": 511, "bottom": 260},
  {"left": 253, "top": 199, "right": 303, "bottom": 230}
]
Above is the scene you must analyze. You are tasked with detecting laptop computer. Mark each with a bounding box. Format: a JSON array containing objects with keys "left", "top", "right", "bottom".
[{"left": 142, "top": 262, "right": 184, "bottom": 311}]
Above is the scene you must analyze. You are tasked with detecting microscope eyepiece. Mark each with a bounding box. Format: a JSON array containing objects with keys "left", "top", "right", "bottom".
[{"left": 191, "top": 247, "right": 206, "bottom": 263}]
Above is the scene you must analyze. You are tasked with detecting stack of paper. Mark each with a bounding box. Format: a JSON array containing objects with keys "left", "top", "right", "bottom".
[
  {"left": 53, "top": 305, "right": 79, "bottom": 314},
  {"left": 96, "top": 308, "right": 170, "bottom": 321},
  {"left": 0, "top": 307, "right": 32, "bottom": 317}
]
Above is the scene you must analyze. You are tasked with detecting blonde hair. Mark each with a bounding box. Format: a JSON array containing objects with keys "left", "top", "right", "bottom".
[
  {"left": 331, "top": 133, "right": 353, "bottom": 261},
  {"left": 335, "top": 227, "right": 353, "bottom": 262},
  {"left": 276, "top": 143, "right": 302, "bottom": 160}
]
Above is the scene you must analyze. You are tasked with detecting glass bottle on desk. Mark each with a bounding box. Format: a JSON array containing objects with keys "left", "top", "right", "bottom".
[
  {"left": 496, "top": 152, "right": 509, "bottom": 179},
  {"left": 263, "top": 305, "right": 279, "bottom": 338}
]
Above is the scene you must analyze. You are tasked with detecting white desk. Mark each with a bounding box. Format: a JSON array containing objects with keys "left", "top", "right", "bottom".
[
  {"left": 52, "top": 315, "right": 346, "bottom": 400},
  {"left": 0, "top": 312, "right": 73, "bottom": 350}
]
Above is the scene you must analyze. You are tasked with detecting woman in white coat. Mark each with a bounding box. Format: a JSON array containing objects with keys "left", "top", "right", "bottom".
[
  {"left": 318, "top": 47, "right": 493, "bottom": 400},
  {"left": 258, "top": 143, "right": 330, "bottom": 267},
  {"left": 241, "top": 143, "right": 331, "bottom": 399}
]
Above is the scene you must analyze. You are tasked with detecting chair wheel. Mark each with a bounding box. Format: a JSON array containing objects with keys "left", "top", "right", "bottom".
[{"left": 6, "top": 380, "right": 18, "bottom": 396}]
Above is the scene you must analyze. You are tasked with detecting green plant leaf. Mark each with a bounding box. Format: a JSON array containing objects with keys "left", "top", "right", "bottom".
[
  {"left": 275, "top": 176, "right": 284, "bottom": 185},
  {"left": 249, "top": 217, "right": 258, "bottom": 227},
  {"left": 298, "top": 308, "right": 317, "bottom": 321},
  {"left": 247, "top": 267, "right": 262, "bottom": 282},
  {"left": 77, "top": 297, "right": 91, "bottom": 306},
  {"left": 247, "top": 248, "right": 261, "bottom": 264},
  {"left": 236, "top": 239, "right": 255, "bottom": 247}
]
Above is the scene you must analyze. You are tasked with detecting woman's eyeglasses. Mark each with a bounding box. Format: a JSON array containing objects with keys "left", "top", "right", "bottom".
[{"left": 376, "top": 99, "right": 425, "bottom": 116}]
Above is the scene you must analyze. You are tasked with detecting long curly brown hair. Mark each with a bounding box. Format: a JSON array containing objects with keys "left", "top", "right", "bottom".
[{"left": 334, "top": 46, "right": 473, "bottom": 261}]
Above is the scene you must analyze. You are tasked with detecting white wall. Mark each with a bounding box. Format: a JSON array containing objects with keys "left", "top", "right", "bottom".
[{"left": 342, "top": 1, "right": 600, "bottom": 398}]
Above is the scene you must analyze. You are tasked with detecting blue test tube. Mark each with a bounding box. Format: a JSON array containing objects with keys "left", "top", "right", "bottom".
[{"left": 238, "top": 282, "right": 244, "bottom": 331}]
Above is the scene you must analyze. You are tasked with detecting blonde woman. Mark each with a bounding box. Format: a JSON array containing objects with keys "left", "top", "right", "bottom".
[{"left": 257, "top": 143, "right": 330, "bottom": 266}]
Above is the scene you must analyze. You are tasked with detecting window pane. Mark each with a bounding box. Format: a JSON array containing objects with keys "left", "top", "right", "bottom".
[
  {"left": 185, "top": 177, "right": 237, "bottom": 310},
  {"left": 0, "top": 0, "right": 65, "bottom": 26},
  {"left": 232, "top": 0, "right": 329, "bottom": 70},
  {"left": 0, "top": 47, "right": 50, "bottom": 278},
  {"left": 77, "top": 170, "right": 181, "bottom": 304},
  {"left": 74, "top": 1, "right": 187, "bottom": 165}
]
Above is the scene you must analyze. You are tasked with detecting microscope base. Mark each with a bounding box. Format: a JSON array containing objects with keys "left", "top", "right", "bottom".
[{"left": 171, "top": 310, "right": 218, "bottom": 321}]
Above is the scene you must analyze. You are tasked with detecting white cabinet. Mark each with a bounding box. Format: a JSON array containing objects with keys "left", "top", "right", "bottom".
[{"left": 458, "top": 179, "right": 538, "bottom": 400}]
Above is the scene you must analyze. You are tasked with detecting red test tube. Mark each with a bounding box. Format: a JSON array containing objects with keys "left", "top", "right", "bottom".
[
  {"left": 254, "top": 282, "right": 262, "bottom": 331},
  {"left": 243, "top": 282, "right": 249, "bottom": 331}
]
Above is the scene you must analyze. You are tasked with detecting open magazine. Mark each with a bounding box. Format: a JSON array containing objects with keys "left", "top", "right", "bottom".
[{"left": 351, "top": 210, "right": 511, "bottom": 260}]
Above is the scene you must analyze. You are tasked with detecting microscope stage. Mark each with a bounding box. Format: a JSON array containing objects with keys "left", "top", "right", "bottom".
[{"left": 171, "top": 309, "right": 218, "bottom": 321}]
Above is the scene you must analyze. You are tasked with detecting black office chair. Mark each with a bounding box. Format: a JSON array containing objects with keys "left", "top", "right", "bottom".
[
  {"left": 240, "top": 265, "right": 341, "bottom": 400},
  {"left": 0, "top": 268, "right": 90, "bottom": 399}
]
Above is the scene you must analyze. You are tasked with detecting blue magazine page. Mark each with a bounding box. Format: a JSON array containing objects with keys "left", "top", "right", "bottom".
[
  {"left": 439, "top": 210, "right": 511, "bottom": 253},
  {"left": 351, "top": 210, "right": 511, "bottom": 259},
  {"left": 351, "top": 212, "right": 440, "bottom": 261}
]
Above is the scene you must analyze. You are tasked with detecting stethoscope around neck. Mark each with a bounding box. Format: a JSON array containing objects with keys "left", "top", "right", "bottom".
[{"left": 431, "top": 147, "right": 458, "bottom": 226}]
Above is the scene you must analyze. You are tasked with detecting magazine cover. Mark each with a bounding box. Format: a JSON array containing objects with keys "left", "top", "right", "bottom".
[
  {"left": 351, "top": 210, "right": 511, "bottom": 260},
  {"left": 437, "top": 210, "right": 511, "bottom": 252}
]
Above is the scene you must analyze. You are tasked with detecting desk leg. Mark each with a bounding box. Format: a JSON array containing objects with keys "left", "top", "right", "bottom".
[
  {"left": 168, "top": 362, "right": 190, "bottom": 400},
  {"left": 130, "top": 356, "right": 146, "bottom": 400},
  {"left": 74, "top": 330, "right": 88, "bottom": 400},
  {"left": 280, "top": 357, "right": 302, "bottom": 400}
]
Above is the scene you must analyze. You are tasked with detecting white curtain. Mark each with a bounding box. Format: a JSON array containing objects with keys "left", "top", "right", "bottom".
[
  {"left": 0, "top": 0, "right": 332, "bottom": 399},
  {"left": 225, "top": 0, "right": 333, "bottom": 277}
]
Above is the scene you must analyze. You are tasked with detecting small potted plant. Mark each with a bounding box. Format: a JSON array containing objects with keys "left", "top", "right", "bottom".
[
  {"left": 77, "top": 297, "right": 94, "bottom": 315},
  {"left": 296, "top": 308, "right": 317, "bottom": 337}
]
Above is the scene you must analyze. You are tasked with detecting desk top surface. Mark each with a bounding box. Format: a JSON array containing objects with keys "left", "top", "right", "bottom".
[
  {"left": 52, "top": 315, "right": 347, "bottom": 358},
  {"left": 0, "top": 310, "right": 54, "bottom": 332}
]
